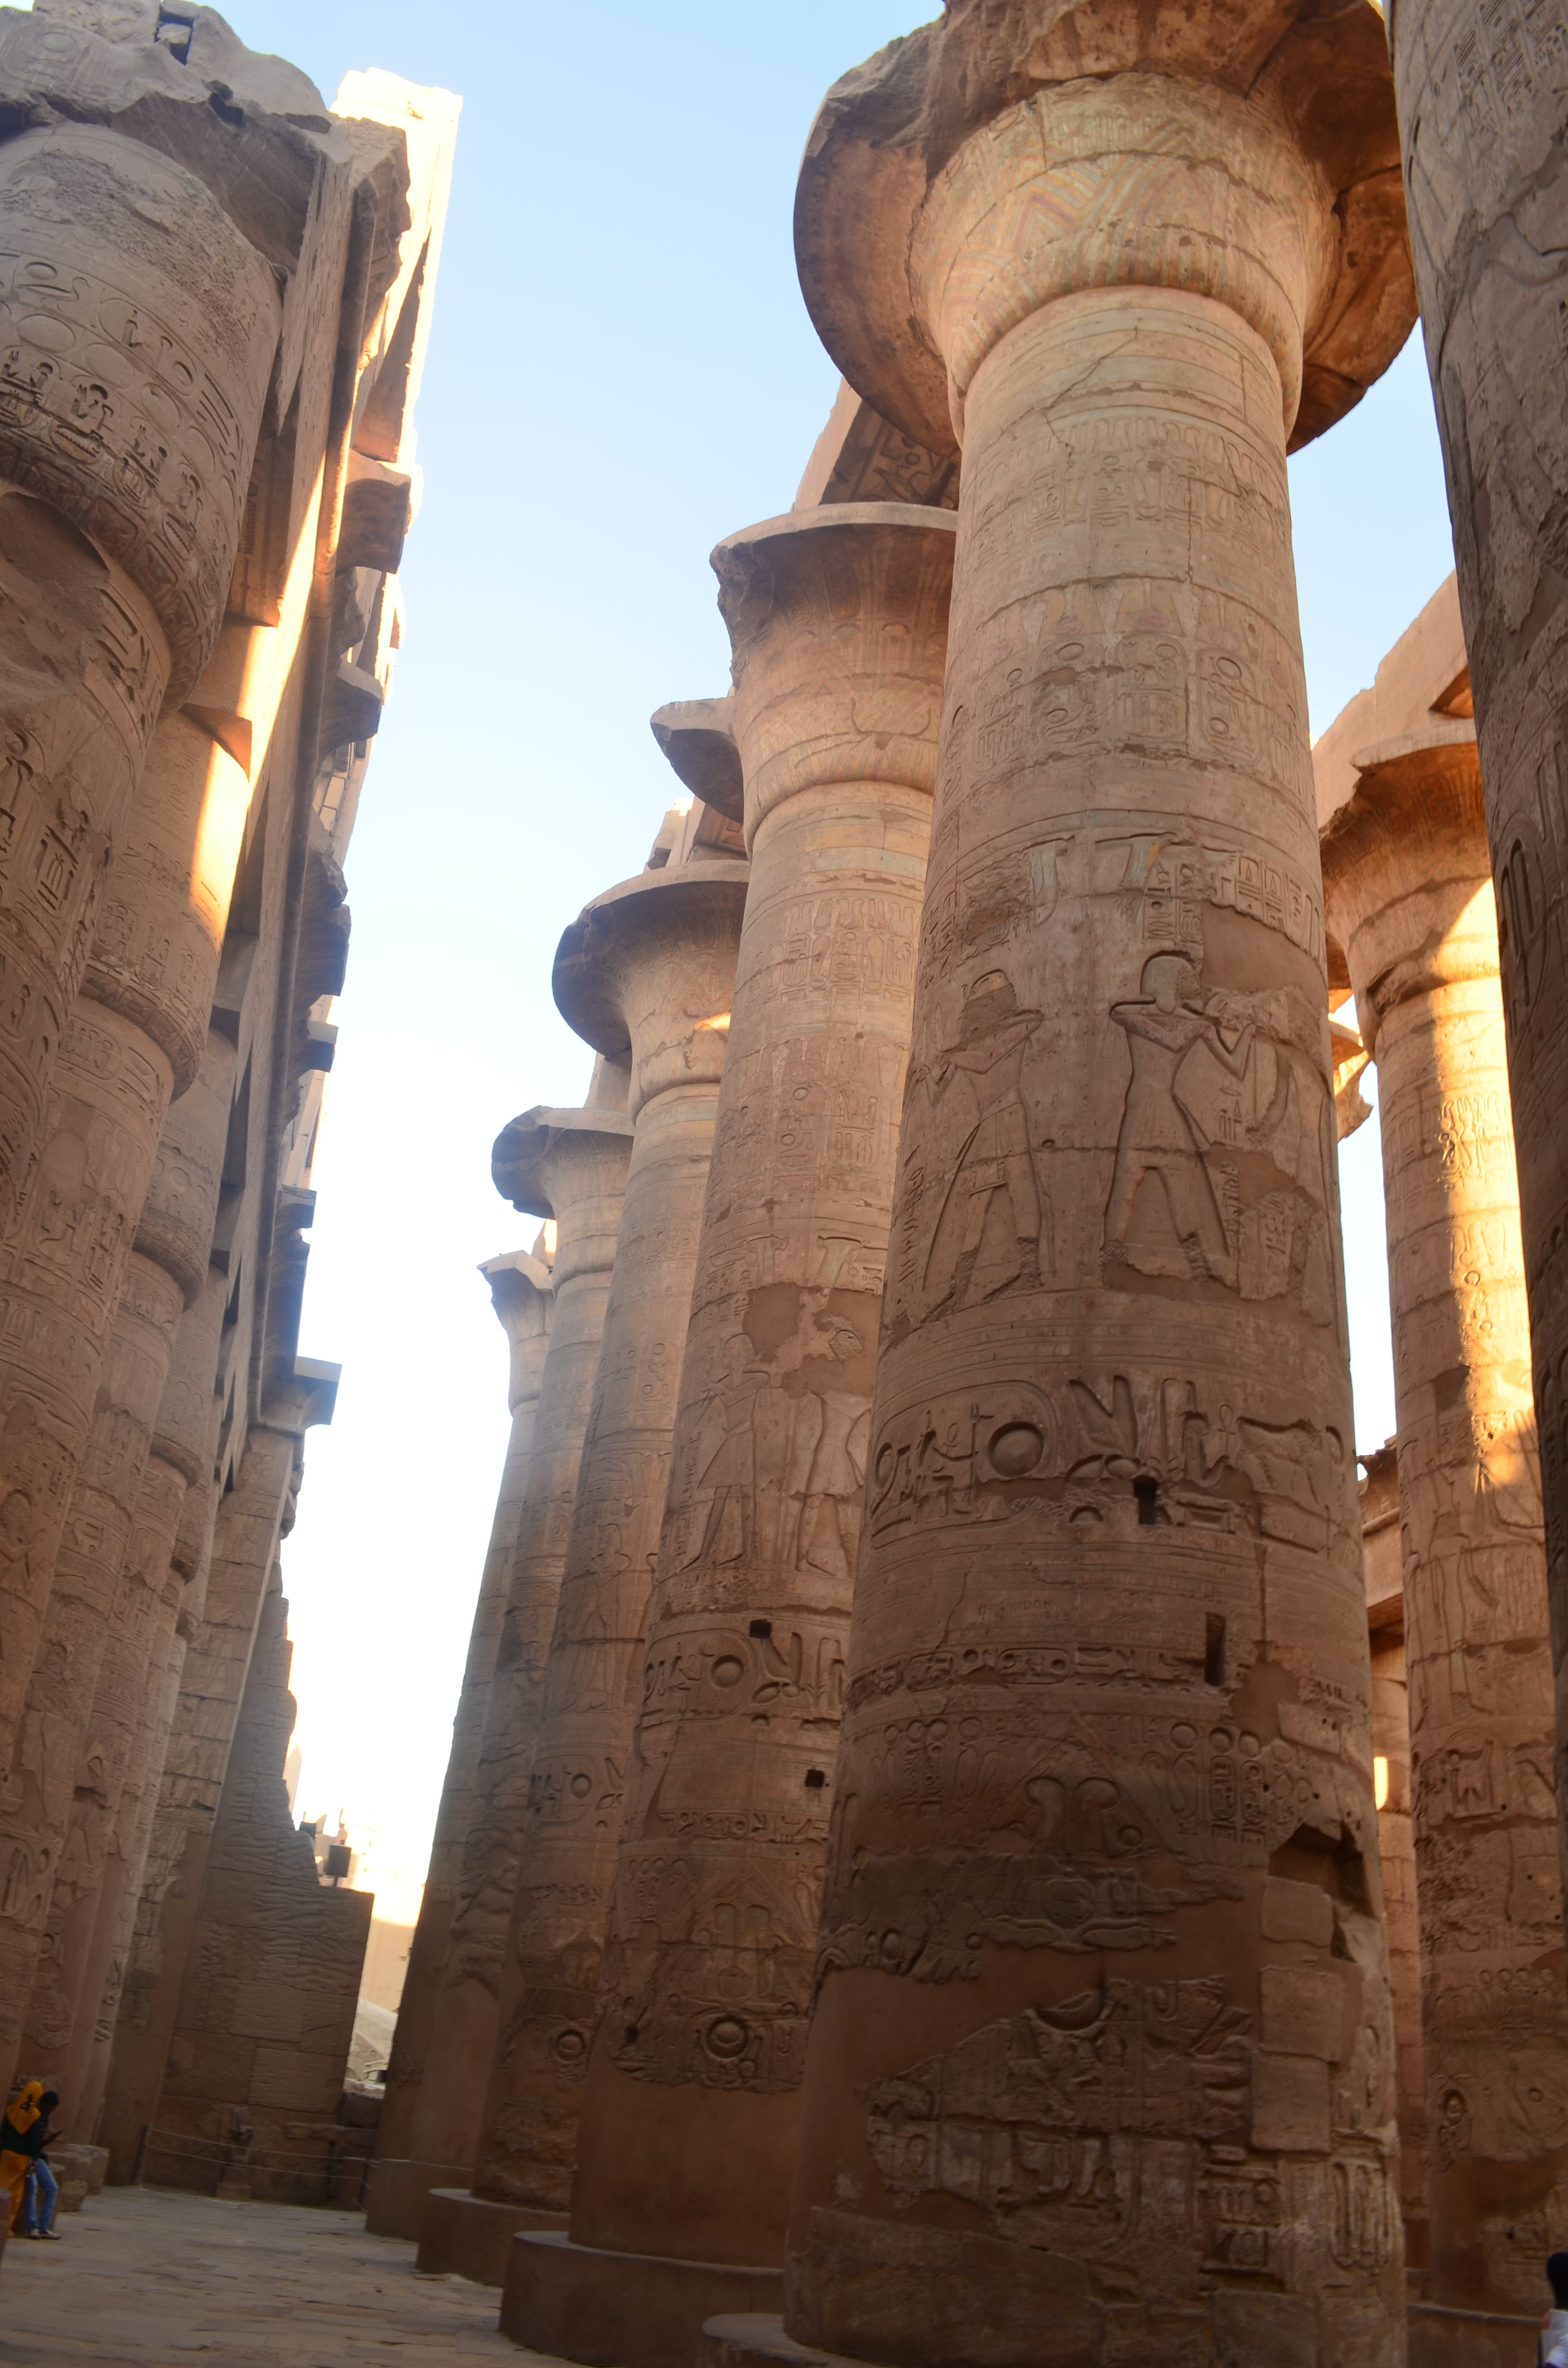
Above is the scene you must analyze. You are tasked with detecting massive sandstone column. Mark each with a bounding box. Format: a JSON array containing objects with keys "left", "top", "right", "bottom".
[
  {"left": 1387, "top": 0, "right": 1568, "bottom": 1905},
  {"left": 505, "top": 505, "right": 953, "bottom": 2368},
  {"left": 368, "top": 1243, "right": 556, "bottom": 2240},
  {"left": 19, "top": 1027, "right": 237, "bottom": 2108},
  {"left": 759, "top": 13, "right": 1417, "bottom": 2366},
  {"left": 0, "top": 87, "right": 280, "bottom": 1234},
  {"left": 0, "top": 713, "right": 254, "bottom": 2074},
  {"left": 421, "top": 853, "right": 747, "bottom": 2285},
  {"left": 71, "top": 1258, "right": 230, "bottom": 2143},
  {"left": 95, "top": 1407, "right": 319, "bottom": 2180},
  {"left": 399, "top": 1081, "right": 633, "bottom": 2214},
  {"left": 1321, "top": 727, "right": 1568, "bottom": 2315}
]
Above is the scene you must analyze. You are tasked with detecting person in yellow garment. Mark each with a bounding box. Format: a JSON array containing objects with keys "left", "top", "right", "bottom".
[{"left": 0, "top": 2082, "right": 56, "bottom": 2236}]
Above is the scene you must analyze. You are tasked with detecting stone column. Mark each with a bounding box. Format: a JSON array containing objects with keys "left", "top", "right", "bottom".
[
  {"left": 503, "top": 506, "right": 953, "bottom": 2368},
  {"left": 0, "top": 712, "right": 254, "bottom": 2079},
  {"left": 95, "top": 1415, "right": 308, "bottom": 2180},
  {"left": 1321, "top": 728, "right": 1568, "bottom": 2315},
  {"left": 0, "top": 97, "right": 280, "bottom": 1231},
  {"left": 420, "top": 854, "right": 747, "bottom": 2285},
  {"left": 367, "top": 1244, "right": 555, "bottom": 2241},
  {"left": 398, "top": 1086, "right": 633, "bottom": 2210},
  {"left": 1387, "top": 0, "right": 1568, "bottom": 1802},
  {"left": 765, "top": 16, "right": 1415, "bottom": 2367},
  {"left": 19, "top": 1028, "right": 237, "bottom": 2108},
  {"left": 1360, "top": 1442, "right": 1429, "bottom": 2279}
]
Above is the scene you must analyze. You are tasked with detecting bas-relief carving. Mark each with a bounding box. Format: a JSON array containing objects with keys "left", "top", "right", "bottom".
[
  {"left": 858, "top": 1981, "right": 1396, "bottom": 2287},
  {"left": 889, "top": 829, "right": 1340, "bottom": 1344}
]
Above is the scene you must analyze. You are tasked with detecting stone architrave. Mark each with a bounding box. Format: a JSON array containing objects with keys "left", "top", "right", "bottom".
[
  {"left": 20, "top": 1027, "right": 238, "bottom": 2106},
  {"left": 1322, "top": 728, "right": 1568, "bottom": 2314},
  {"left": 504, "top": 506, "right": 953, "bottom": 2368},
  {"left": 368, "top": 1245, "right": 556, "bottom": 2241},
  {"left": 758, "top": 14, "right": 1418, "bottom": 2365},
  {"left": 1387, "top": 0, "right": 1568, "bottom": 1907},
  {"left": 400, "top": 1087, "right": 633, "bottom": 2207},
  {"left": 0, "top": 712, "right": 255, "bottom": 2074},
  {"left": 421, "top": 855, "right": 747, "bottom": 2285}
]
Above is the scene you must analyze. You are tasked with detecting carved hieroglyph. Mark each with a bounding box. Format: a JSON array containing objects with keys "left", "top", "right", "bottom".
[
  {"left": 1322, "top": 732, "right": 1568, "bottom": 2314},
  {"left": 409, "top": 1093, "right": 633, "bottom": 2179},
  {"left": 1387, "top": 0, "right": 1568, "bottom": 1978},
  {"left": 373, "top": 1246, "right": 555, "bottom": 2190},
  {"left": 0, "top": 714, "right": 253, "bottom": 2069},
  {"left": 560, "top": 506, "right": 954, "bottom": 2278},
  {"left": 0, "top": 88, "right": 284, "bottom": 1228},
  {"left": 19, "top": 1026, "right": 236, "bottom": 2104},
  {"left": 783, "top": 12, "right": 1415, "bottom": 2362},
  {"left": 470, "top": 858, "right": 747, "bottom": 2213}
]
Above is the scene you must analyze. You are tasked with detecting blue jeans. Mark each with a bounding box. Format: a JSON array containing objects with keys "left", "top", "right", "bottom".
[{"left": 23, "top": 2158, "right": 56, "bottom": 2234}]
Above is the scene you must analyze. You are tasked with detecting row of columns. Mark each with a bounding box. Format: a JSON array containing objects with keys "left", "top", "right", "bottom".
[
  {"left": 380, "top": 0, "right": 1568, "bottom": 2357},
  {"left": 0, "top": 0, "right": 343, "bottom": 2134}
]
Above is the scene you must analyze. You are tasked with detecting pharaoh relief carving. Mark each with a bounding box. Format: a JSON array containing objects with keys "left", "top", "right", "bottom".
[{"left": 892, "top": 849, "right": 1338, "bottom": 1339}]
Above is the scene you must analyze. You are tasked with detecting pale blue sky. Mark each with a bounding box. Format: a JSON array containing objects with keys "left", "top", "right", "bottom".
[{"left": 193, "top": 3, "right": 1457, "bottom": 1882}]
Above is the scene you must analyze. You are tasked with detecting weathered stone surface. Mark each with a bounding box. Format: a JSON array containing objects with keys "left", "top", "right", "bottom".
[
  {"left": 145, "top": 1577, "right": 371, "bottom": 2203},
  {"left": 368, "top": 1244, "right": 555, "bottom": 2239},
  {"left": 778, "top": 13, "right": 1412, "bottom": 2362},
  {"left": 453, "top": 856, "right": 746, "bottom": 2229},
  {"left": 1386, "top": 0, "right": 1568, "bottom": 2064},
  {"left": 521, "top": 502, "right": 953, "bottom": 2349},
  {"left": 398, "top": 1089, "right": 632, "bottom": 2194},
  {"left": 0, "top": 717, "right": 251, "bottom": 2085},
  {"left": 1322, "top": 718, "right": 1568, "bottom": 2314},
  {"left": 22, "top": 1029, "right": 236, "bottom": 2109},
  {"left": 1360, "top": 1444, "right": 1429, "bottom": 2278}
]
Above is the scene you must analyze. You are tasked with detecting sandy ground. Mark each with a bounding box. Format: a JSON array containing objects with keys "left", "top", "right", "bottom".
[{"left": 0, "top": 2184, "right": 567, "bottom": 2365}]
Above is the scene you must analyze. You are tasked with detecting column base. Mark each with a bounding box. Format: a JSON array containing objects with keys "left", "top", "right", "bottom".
[
  {"left": 502, "top": 2229, "right": 783, "bottom": 2368},
  {"left": 1408, "top": 2303, "right": 1541, "bottom": 2368},
  {"left": 363, "top": 2157, "right": 473, "bottom": 2241},
  {"left": 416, "top": 2188, "right": 568, "bottom": 2286},
  {"left": 703, "top": 2313, "right": 878, "bottom": 2368}
]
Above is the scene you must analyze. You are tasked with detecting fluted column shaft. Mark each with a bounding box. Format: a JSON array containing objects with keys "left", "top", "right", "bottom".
[
  {"left": 471, "top": 859, "right": 747, "bottom": 2212},
  {"left": 406, "top": 1102, "right": 633, "bottom": 2176},
  {"left": 563, "top": 506, "right": 953, "bottom": 2278},
  {"left": 373, "top": 1248, "right": 554, "bottom": 2191},
  {"left": 784, "top": 18, "right": 1412, "bottom": 2361},
  {"left": 1323, "top": 743, "right": 1567, "bottom": 2310}
]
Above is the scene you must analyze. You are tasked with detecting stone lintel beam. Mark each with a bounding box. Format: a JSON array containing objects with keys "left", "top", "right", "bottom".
[
  {"left": 794, "top": 0, "right": 1414, "bottom": 459},
  {"left": 650, "top": 697, "right": 743, "bottom": 824}
]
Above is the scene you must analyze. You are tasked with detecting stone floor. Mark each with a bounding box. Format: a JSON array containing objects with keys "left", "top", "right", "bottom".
[{"left": 0, "top": 2186, "right": 568, "bottom": 2365}]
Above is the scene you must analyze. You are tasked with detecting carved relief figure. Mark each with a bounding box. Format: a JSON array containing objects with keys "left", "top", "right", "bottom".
[
  {"left": 1105, "top": 952, "right": 1252, "bottom": 1283},
  {"left": 922, "top": 970, "right": 1051, "bottom": 1308}
]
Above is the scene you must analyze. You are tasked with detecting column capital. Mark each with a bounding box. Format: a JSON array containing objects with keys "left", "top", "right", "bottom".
[
  {"left": 712, "top": 502, "right": 956, "bottom": 839},
  {"left": 479, "top": 1247, "right": 554, "bottom": 1416},
  {"left": 795, "top": 3, "right": 1411, "bottom": 456},
  {"left": 552, "top": 863, "right": 748, "bottom": 1122},
  {"left": 491, "top": 1104, "right": 633, "bottom": 1287},
  {"left": 650, "top": 697, "right": 743, "bottom": 823},
  {"left": 1320, "top": 721, "right": 1494, "bottom": 1040}
]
